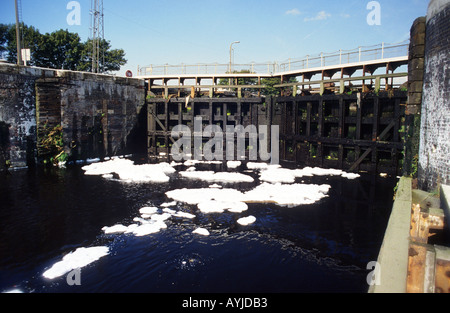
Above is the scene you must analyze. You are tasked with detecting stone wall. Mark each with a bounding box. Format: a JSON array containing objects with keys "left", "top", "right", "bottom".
[
  {"left": 0, "top": 65, "right": 41, "bottom": 168},
  {"left": 418, "top": 0, "right": 450, "bottom": 191},
  {"left": 0, "top": 63, "right": 145, "bottom": 169}
]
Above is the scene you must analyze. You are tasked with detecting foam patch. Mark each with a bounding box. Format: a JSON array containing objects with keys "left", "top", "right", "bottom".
[
  {"left": 192, "top": 228, "right": 210, "bottom": 236},
  {"left": 82, "top": 159, "right": 175, "bottom": 183},
  {"left": 179, "top": 170, "right": 254, "bottom": 183},
  {"left": 102, "top": 224, "right": 128, "bottom": 234},
  {"left": 42, "top": 246, "right": 109, "bottom": 279},
  {"left": 258, "top": 166, "right": 360, "bottom": 183},
  {"left": 237, "top": 216, "right": 256, "bottom": 226}
]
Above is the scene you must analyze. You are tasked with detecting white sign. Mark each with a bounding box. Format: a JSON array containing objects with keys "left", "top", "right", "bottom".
[{"left": 21, "top": 49, "right": 31, "bottom": 66}]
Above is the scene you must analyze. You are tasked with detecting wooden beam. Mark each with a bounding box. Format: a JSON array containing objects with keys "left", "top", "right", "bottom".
[{"left": 349, "top": 147, "right": 372, "bottom": 172}]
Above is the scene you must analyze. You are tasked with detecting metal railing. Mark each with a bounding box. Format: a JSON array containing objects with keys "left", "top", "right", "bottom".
[{"left": 138, "top": 41, "right": 409, "bottom": 77}]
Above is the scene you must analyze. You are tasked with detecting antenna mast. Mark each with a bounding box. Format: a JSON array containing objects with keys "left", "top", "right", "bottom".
[{"left": 90, "top": 0, "right": 104, "bottom": 73}]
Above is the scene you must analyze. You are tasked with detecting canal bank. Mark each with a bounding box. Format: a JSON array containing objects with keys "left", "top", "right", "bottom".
[
  {"left": 370, "top": 0, "right": 450, "bottom": 293},
  {"left": 369, "top": 177, "right": 450, "bottom": 293}
]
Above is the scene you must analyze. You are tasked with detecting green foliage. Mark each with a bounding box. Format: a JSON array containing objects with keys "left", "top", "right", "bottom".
[
  {"left": 77, "top": 39, "right": 127, "bottom": 73},
  {"left": 39, "top": 124, "right": 68, "bottom": 165},
  {"left": 261, "top": 77, "right": 281, "bottom": 97},
  {"left": 0, "top": 23, "right": 127, "bottom": 73}
]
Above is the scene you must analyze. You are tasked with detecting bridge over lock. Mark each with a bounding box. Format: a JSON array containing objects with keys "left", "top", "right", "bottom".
[
  {"left": 138, "top": 41, "right": 409, "bottom": 98},
  {"left": 143, "top": 42, "right": 411, "bottom": 176}
]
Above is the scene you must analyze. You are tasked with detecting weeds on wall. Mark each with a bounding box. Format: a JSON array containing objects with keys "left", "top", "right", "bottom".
[{"left": 39, "top": 124, "right": 68, "bottom": 166}]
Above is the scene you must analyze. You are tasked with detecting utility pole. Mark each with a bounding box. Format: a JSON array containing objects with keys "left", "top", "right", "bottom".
[{"left": 14, "top": 0, "right": 22, "bottom": 66}]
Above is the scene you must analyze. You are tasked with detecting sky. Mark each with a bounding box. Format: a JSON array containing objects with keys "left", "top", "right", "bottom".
[{"left": 0, "top": 0, "right": 429, "bottom": 76}]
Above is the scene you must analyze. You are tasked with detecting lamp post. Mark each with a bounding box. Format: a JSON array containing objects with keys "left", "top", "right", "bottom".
[
  {"left": 229, "top": 41, "right": 240, "bottom": 73},
  {"left": 229, "top": 41, "right": 240, "bottom": 86}
]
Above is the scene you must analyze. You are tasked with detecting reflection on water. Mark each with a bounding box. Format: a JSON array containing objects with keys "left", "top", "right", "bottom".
[{"left": 0, "top": 161, "right": 396, "bottom": 293}]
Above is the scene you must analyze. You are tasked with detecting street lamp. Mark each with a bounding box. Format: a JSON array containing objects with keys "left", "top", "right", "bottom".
[{"left": 229, "top": 41, "right": 240, "bottom": 73}]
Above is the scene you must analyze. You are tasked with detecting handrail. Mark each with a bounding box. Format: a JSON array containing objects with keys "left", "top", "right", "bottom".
[{"left": 138, "top": 41, "right": 409, "bottom": 77}]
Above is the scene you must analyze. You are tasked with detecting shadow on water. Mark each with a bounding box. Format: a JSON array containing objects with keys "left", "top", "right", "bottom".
[
  {"left": 0, "top": 121, "right": 10, "bottom": 171},
  {"left": 0, "top": 162, "right": 397, "bottom": 293}
]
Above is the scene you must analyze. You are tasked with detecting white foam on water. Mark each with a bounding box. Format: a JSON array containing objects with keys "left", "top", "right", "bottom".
[
  {"left": 237, "top": 216, "right": 256, "bottom": 226},
  {"left": 179, "top": 170, "right": 254, "bottom": 183},
  {"left": 2, "top": 288, "right": 23, "bottom": 293},
  {"left": 243, "top": 182, "right": 331, "bottom": 206},
  {"left": 183, "top": 160, "right": 222, "bottom": 166},
  {"left": 227, "top": 161, "right": 241, "bottom": 168},
  {"left": 342, "top": 172, "right": 361, "bottom": 179},
  {"left": 151, "top": 213, "right": 172, "bottom": 222},
  {"left": 173, "top": 211, "right": 196, "bottom": 219},
  {"left": 139, "top": 207, "right": 159, "bottom": 215},
  {"left": 162, "top": 208, "right": 177, "bottom": 215},
  {"left": 161, "top": 201, "right": 177, "bottom": 207},
  {"left": 166, "top": 188, "right": 245, "bottom": 205},
  {"left": 82, "top": 159, "right": 175, "bottom": 183},
  {"left": 167, "top": 181, "right": 331, "bottom": 208},
  {"left": 198, "top": 200, "right": 248, "bottom": 214},
  {"left": 124, "top": 224, "right": 139, "bottom": 233},
  {"left": 258, "top": 166, "right": 360, "bottom": 183},
  {"left": 42, "top": 246, "right": 109, "bottom": 280},
  {"left": 259, "top": 168, "right": 300, "bottom": 183},
  {"left": 192, "top": 228, "right": 210, "bottom": 236},
  {"left": 133, "top": 222, "right": 167, "bottom": 237},
  {"left": 209, "top": 184, "right": 222, "bottom": 189},
  {"left": 102, "top": 224, "right": 128, "bottom": 234}
]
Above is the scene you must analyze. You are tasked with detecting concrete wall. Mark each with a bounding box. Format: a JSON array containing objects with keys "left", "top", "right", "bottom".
[
  {"left": 0, "top": 63, "right": 145, "bottom": 169},
  {"left": 418, "top": 0, "right": 450, "bottom": 191}
]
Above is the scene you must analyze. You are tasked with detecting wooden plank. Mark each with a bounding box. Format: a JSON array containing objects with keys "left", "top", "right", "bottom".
[
  {"left": 306, "top": 102, "right": 312, "bottom": 137},
  {"left": 373, "top": 97, "right": 380, "bottom": 141},
  {"left": 349, "top": 147, "right": 372, "bottom": 172}
]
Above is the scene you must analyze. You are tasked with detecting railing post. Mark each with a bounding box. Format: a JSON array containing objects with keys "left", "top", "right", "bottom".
[
  {"left": 321, "top": 53, "right": 324, "bottom": 67},
  {"left": 306, "top": 55, "right": 309, "bottom": 68},
  {"left": 339, "top": 49, "right": 342, "bottom": 65},
  {"left": 381, "top": 42, "right": 385, "bottom": 59},
  {"left": 359, "top": 47, "right": 361, "bottom": 62}
]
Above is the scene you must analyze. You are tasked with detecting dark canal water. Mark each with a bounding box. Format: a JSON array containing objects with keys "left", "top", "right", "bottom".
[{"left": 0, "top": 159, "right": 396, "bottom": 293}]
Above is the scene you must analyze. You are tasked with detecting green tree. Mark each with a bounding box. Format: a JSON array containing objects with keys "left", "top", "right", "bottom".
[
  {"left": 0, "top": 24, "right": 9, "bottom": 58},
  {"left": 0, "top": 23, "right": 127, "bottom": 73},
  {"left": 0, "top": 23, "right": 43, "bottom": 66},
  {"left": 77, "top": 39, "right": 127, "bottom": 73},
  {"left": 36, "top": 29, "right": 84, "bottom": 70}
]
